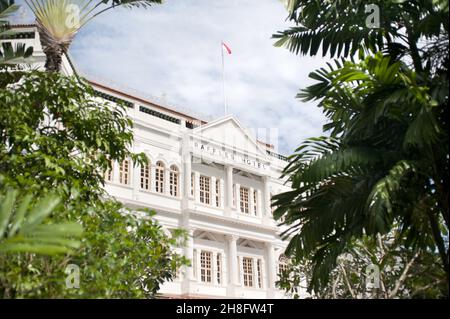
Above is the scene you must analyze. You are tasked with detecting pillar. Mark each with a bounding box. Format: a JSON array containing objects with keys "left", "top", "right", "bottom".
[
  {"left": 265, "top": 242, "right": 276, "bottom": 298},
  {"left": 235, "top": 183, "right": 241, "bottom": 213},
  {"left": 226, "top": 235, "right": 239, "bottom": 296},
  {"left": 225, "top": 166, "right": 233, "bottom": 215},
  {"left": 194, "top": 171, "right": 200, "bottom": 203}
]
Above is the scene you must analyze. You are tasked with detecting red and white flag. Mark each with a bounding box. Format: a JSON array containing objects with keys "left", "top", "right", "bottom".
[{"left": 222, "top": 41, "right": 232, "bottom": 55}]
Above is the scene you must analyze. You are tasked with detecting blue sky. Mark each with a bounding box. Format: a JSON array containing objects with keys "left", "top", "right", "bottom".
[{"left": 14, "top": 0, "right": 328, "bottom": 155}]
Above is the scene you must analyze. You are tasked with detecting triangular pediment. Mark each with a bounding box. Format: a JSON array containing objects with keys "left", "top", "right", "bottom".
[
  {"left": 238, "top": 239, "right": 260, "bottom": 249},
  {"left": 196, "top": 231, "right": 222, "bottom": 242},
  {"left": 193, "top": 115, "right": 268, "bottom": 158}
]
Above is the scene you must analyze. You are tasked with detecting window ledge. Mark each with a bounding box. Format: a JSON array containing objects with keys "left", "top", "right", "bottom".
[
  {"left": 139, "top": 188, "right": 180, "bottom": 200},
  {"left": 105, "top": 182, "right": 133, "bottom": 190}
]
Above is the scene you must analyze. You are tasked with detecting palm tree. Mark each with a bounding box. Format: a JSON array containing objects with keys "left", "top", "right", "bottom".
[
  {"left": 25, "top": 0, "right": 162, "bottom": 72},
  {"left": 272, "top": 0, "right": 449, "bottom": 293}
]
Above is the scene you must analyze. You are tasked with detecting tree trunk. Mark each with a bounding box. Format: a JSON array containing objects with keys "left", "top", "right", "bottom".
[
  {"left": 43, "top": 45, "right": 64, "bottom": 73},
  {"left": 36, "top": 22, "right": 71, "bottom": 73}
]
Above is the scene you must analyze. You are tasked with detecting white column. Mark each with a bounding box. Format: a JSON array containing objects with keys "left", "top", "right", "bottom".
[
  {"left": 265, "top": 243, "right": 276, "bottom": 298},
  {"left": 235, "top": 183, "right": 241, "bottom": 213},
  {"left": 112, "top": 161, "right": 120, "bottom": 184},
  {"left": 178, "top": 171, "right": 184, "bottom": 199},
  {"left": 249, "top": 187, "right": 255, "bottom": 216},
  {"left": 226, "top": 235, "right": 239, "bottom": 296},
  {"left": 183, "top": 154, "right": 192, "bottom": 198},
  {"left": 194, "top": 171, "right": 200, "bottom": 203},
  {"left": 211, "top": 176, "right": 217, "bottom": 207},
  {"left": 164, "top": 168, "right": 171, "bottom": 195},
  {"left": 225, "top": 166, "right": 233, "bottom": 215},
  {"left": 195, "top": 249, "right": 200, "bottom": 282},
  {"left": 132, "top": 164, "right": 140, "bottom": 200},
  {"left": 181, "top": 228, "right": 195, "bottom": 294},
  {"left": 150, "top": 164, "right": 156, "bottom": 192}
]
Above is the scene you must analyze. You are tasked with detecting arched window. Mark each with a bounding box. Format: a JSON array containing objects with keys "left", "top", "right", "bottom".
[
  {"left": 278, "top": 254, "right": 289, "bottom": 278},
  {"left": 169, "top": 165, "right": 179, "bottom": 197},
  {"left": 155, "top": 161, "right": 165, "bottom": 193},
  {"left": 140, "top": 161, "right": 151, "bottom": 190},
  {"left": 119, "top": 159, "right": 130, "bottom": 185}
]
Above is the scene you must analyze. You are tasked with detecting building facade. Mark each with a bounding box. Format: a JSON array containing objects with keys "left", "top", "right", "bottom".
[{"left": 6, "top": 25, "right": 306, "bottom": 299}]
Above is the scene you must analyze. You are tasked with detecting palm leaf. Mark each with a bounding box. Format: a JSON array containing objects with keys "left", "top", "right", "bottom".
[
  {"left": 0, "top": 42, "right": 34, "bottom": 65},
  {"left": 0, "top": 189, "right": 83, "bottom": 255}
]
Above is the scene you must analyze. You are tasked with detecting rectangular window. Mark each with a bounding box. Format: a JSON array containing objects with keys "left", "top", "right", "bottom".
[
  {"left": 199, "top": 175, "right": 211, "bottom": 204},
  {"left": 215, "top": 179, "right": 220, "bottom": 207},
  {"left": 257, "top": 259, "right": 263, "bottom": 288},
  {"left": 216, "top": 253, "right": 222, "bottom": 285},
  {"left": 242, "top": 257, "right": 254, "bottom": 287},
  {"left": 253, "top": 190, "right": 258, "bottom": 215},
  {"left": 155, "top": 163, "right": 164, "bottom": 193},
  {"left": 140, "top": 164, "right": 150, "bottom": 190},
  {"left": 119, "top": 159, "right": 130, "bottom": 185},
  {"left": 200, "top": 251, "right": 212, "bottom": 283},
  {"left": 169, "top": 167, "right": 179, "bottom": 197},
  {"left": 240, "top": 186, "right": 249, "bottom": 214}
]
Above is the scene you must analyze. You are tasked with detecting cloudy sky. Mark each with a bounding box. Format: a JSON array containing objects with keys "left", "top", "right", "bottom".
[{"left": 14, "top": 0, "right": 328, "bottom": 155}]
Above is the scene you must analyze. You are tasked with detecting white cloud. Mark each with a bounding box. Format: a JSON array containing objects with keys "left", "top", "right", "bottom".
[{"left": 14, "top": 0, "right": 329, "bottom": 154}]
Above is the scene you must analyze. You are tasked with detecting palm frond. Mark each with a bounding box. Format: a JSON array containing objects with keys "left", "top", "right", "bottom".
[
  {"left": 0, "top": 189, "right": 83, "bottom": 255},
  {"left": 0, "top": 41, "right": 34, "bottom": 65}
]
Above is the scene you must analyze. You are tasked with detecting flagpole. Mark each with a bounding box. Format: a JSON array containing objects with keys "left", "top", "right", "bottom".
[{"left": 221, "top": 41, "right": 227, "bottom": 116}]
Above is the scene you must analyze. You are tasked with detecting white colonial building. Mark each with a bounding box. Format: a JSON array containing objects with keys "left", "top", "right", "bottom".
[{"left": 5, "top": 25, "right": 307, "bottom": 299}]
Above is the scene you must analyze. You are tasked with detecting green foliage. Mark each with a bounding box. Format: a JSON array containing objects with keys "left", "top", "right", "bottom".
[
  {"left": 0, "top": 199, "right": 188, "bottom": 298},
  {"left": 277, "top": 232, "right": 447, "bottom": 299},
  {"left": 273, "top": 0, "right": 448, "bottom": 69},
  {"left": 273, "top": 0, "right": 449, "bottom": 296},
  {"left": 0, "top": 70, "right": 188, "bottom": 298},
  {"left": 0, "top": 188, "right": 82, "bottom": 255},
  {"left": 70, "top": 203, "right": 188, "bottom": 298},
  {"left": 0, "top": 1, "right": 186, "bottom": 298},
  {"left": 0, "top": 70, "right": 146, "bottom": 199}
]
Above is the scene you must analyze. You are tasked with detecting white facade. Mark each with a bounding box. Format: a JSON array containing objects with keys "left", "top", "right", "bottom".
[{"left": 6, "top": 25, "right": 306, "bottom": 299}]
